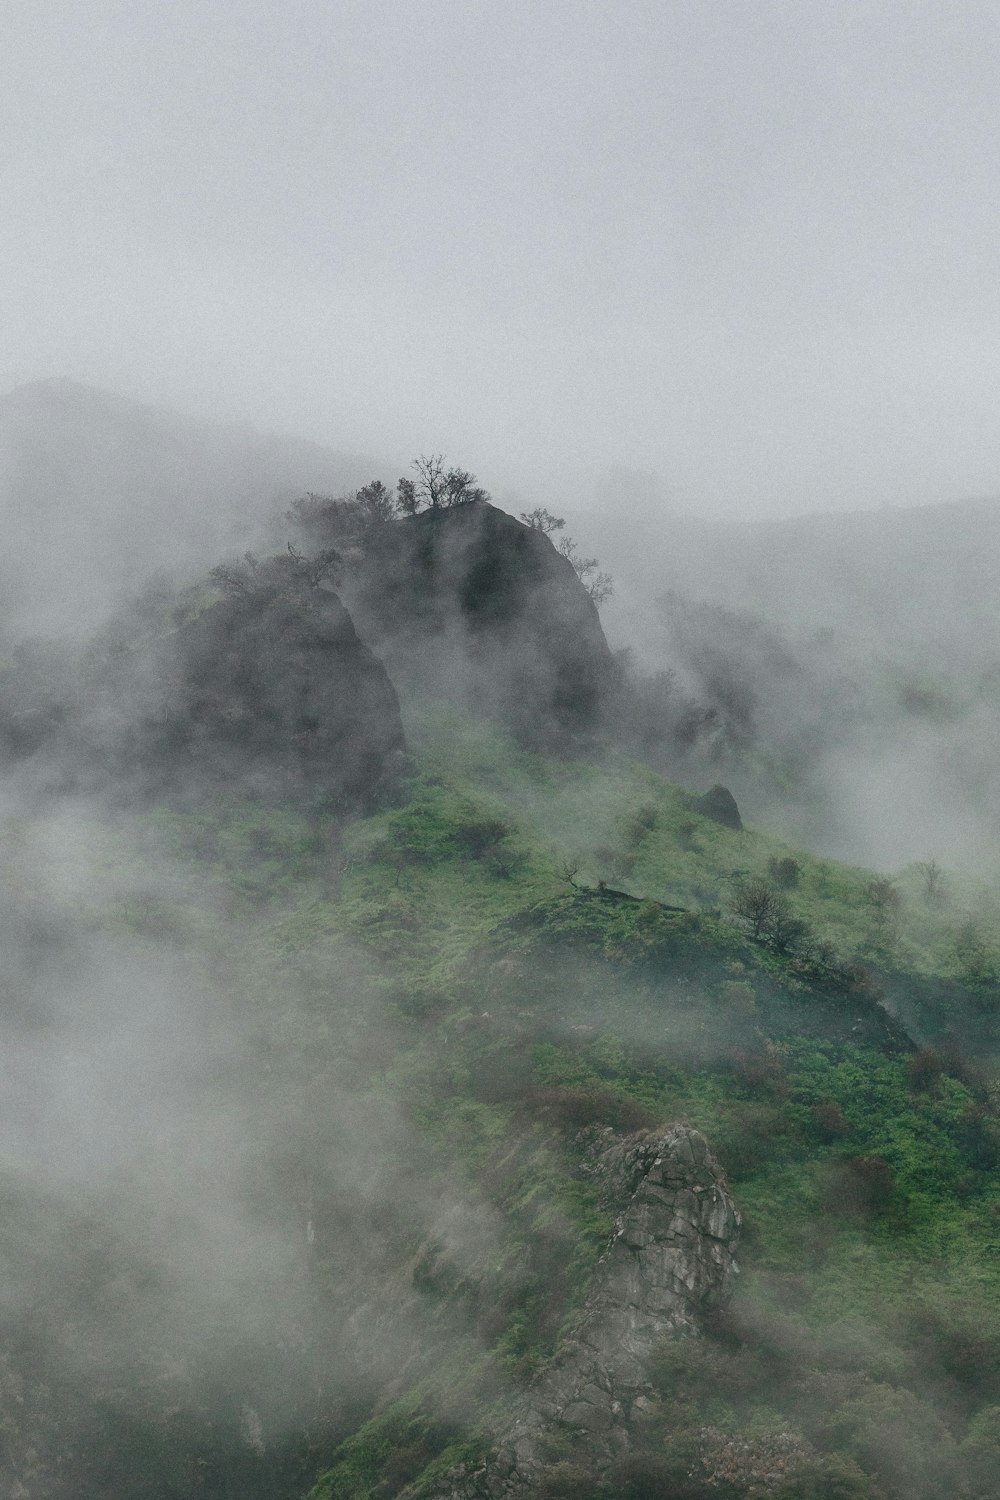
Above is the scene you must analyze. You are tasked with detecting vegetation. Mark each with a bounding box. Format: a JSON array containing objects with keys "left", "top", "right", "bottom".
[{"left": 4, "top": 504, "right": 1000, "bottom": 1498}]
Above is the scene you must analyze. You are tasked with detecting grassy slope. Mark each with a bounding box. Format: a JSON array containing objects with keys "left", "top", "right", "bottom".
[{"left": 44, "top": 702, "right": 1000, "bottom": 1498}]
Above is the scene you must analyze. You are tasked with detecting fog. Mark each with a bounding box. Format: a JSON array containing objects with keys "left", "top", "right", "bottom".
[
  {"left": 6, "top": 2, "right": 1000, "bottom": 516},
  {"left": 0, "top": 773, "right": 512, "bottom": 1495},
  {"left": 6, "top": 6, "right": 1000, "bottom": 1496}
]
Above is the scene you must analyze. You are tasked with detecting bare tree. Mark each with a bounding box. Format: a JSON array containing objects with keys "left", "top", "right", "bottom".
[
  {"left": 519, "top": 507, "right": 566, "bottom": 534},
  {"left": 730, "top": 878, "right": 784, "bottom": 940},
  {"left": 913, "top": 858, "right": 948, "bottom": 906},
  {"left": 557, "top": 536, "right": 614, "bottom": 606},
  {"left": 730, "top": 878, "right": 806, "bottom": 950},
  {"left": 409, "top": 454, "right": 490, "bottom": 510}
]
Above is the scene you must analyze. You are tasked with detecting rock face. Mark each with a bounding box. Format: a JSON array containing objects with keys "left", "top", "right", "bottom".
[
  {"left": 2, "top": 579, "right": 406, "bottom": 807},
  {"left": 135, "top": 584, "right": 406, "bottom": 803},
  {"left": 342, "top": 503, "right": 616, "bottom": 745},
  {"left": 429, "top": 1125, "right": 741, "bottom": 1498}
]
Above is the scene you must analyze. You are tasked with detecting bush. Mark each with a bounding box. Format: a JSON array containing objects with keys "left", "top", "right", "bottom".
[
  {"left": 528, "top": 1083, "right": 657, "bottom": 1134},
  {"left": 609, "top": 1452, "right": 722, "bottom": 1499},
  {"left": 824, "top": 1155, "right": 896, "bottom": 1219},
  {"left": 730, "top": 879, "right": 808, "bottom": 951},
  {"left": 719, "top": 980, "right": 758, "bottom": 1019},
  {"left": 809, "top": 1098, "right": 852, "bottom": 1142},
  {"left": 712, "top": 1101, "right": 794, "bottom": 1180},
  {"left": 451, "top": 816, "right": 510, "bottom": 858},
  {"left": 906, "top": 1048, "right": 948, "bottom": 1091},
  {"left": 866, "top": 878, "right": 901, "bottom": 922},
  {"left": 770, "top": 1452, "right": 877, "bottom": 1498},
  {"left": 768, "top": 856, "right": 802, "bottom": 889}
]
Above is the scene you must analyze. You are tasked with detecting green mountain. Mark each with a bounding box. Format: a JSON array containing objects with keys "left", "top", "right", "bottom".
[{"left": 2, "top": 491, "right": 1000, "bottom": 1499}]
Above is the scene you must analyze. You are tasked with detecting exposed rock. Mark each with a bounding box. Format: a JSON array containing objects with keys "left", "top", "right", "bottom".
[
  {"left": 128, "top": 583, "right": 406, "bottom": 804},
  {"left": 341, "top": 502, "right": 616, "bottom": 745},
  {"left": 427, "top": 1125, "right": 740, "bottom": 1498},
  {"left": 1, "top": 577, "right": 406, "bottom": 807},
  {"left": 694, "top": 783, "right": 743, "bottom": 830}
]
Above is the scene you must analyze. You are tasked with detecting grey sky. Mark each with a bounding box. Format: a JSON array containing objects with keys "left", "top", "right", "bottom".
[{"left": 4, "top": 0, "right": 1000, "bottom": 516}]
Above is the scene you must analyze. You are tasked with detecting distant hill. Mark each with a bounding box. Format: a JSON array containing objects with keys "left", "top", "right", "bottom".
[
  {"left": 587, "top": 493, "right": 1000, "bottom": 670},
  {"left": 574, "top": 493, "right": 1000, "bottom": 870},
  {"left": 0, "top": 379, "right": 380, "bottom": 634}
]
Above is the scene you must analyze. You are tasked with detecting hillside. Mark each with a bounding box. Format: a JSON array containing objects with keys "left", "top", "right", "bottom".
[
  {"left": 574, "top": 494, "right": 1000, "bottom": 872},
  {"left": 588, "top": 494, "right": 1000, "bottom": 666},
  {"left": 2, "top": 490, "right": 1000, "bottom": 1497}
]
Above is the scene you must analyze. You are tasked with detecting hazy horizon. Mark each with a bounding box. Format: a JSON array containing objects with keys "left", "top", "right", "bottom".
[{"left": 6, "top": 2, "right": 1000, "bottom": 520}]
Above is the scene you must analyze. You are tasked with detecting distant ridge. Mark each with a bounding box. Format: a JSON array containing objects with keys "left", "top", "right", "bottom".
[
  {"left": 586, "top": 485, "right": 1000, "bottom": 666},
  {"left": 0, "top": 379, "right": 383, "bottom": 634}
]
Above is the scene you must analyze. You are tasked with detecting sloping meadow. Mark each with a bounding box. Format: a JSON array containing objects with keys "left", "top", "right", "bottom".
[{"left": 3, "top": 704, "right": 1000, "bottom": 1497}]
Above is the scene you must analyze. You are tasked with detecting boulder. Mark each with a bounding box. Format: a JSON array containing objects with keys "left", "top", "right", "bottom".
[
  {"left": 137, "top": 584, "right": 406, "bottom": 804},
  {"left": 1, "top": 578, "right": 406, "bottom": 808},
  {"left": 342, "top": 502, "right": 616, "bottom": 745},
  {"left": 694, "top": 783, "right": 743, "bottom": 830}
]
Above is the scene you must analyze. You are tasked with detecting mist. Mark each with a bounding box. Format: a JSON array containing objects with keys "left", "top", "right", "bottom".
[
  {"left": 6, "top": 6, "right": 1000, "bottom": 1498},
  {"left": 6, "top": 2, "right": 1000, "bottom": 516}
]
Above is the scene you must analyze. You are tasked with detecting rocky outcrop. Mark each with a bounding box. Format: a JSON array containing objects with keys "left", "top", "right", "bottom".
[
  {"left": 134, "top": 584, "right": 406, "bottom": 804},
  {"left": 2, "top": 578, "right": 406, "bottom": 807},
  {"left": 429, "top": 1125, "right": 740, "bottom": 1498},
  {"left": 341, "top": 502, "right": 616, "bottom": 745}
]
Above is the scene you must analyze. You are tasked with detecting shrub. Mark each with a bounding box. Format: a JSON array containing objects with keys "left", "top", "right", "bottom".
[
  {"left": 624, "top": 804, "right": 659, "bottom": 847},
  {"left": 719, "top": 981, "right": 758, "bottom": 1020},
  {"left": 609, "top": 1452, "right": 721, "bottom": 1499},
  {"left": 451, "top": 816, "right": 511, "bottom": 858},
  {"left": 824, "top": 1155, "right": 896, "bottom": 1219},
  {"left": 809, "top": 1098, "right": 851, "bottom": 1142},
  {"left": 951, "top": 1104, "right": 1000, "bottom": 1172},
  {"left": 906, "top": 1048, "right": 948, "bottom": 1091},
  {"left": 730, "top": 879, "right": 807, "bottom": 951},
  {"left": 712, "top": 1102, "right": 793, "bottom": 1179},
  {"left": 768, "top": 856, "right": 802, "bottom": 889},
  {"left": 770, "top": 1452, "right": 877, "bottom": 1498},
  {"left": 528, "top": 1083, "right": 657, "bottom": 1134},
  {"left": 731, "top": 1044, "right": 788, "bottom": 1095},
  {"left": 866, "top": 878, "right": 901, "bottom": 923}
]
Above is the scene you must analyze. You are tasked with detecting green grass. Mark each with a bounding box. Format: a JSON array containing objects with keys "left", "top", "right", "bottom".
[{"left": 16, "top": 699, "right": 1000, "bottom": 1499}]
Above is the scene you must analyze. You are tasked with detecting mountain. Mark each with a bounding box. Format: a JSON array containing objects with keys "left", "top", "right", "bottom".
[
  {"left": 0, "top": 379, "right": 379, "bottom": 634},
  {"left": 587, "top": 493, "right": 1000, "bottom": 668},
  {"left": 2, "top": 402, "right": 1000, "bottom": 1497}
]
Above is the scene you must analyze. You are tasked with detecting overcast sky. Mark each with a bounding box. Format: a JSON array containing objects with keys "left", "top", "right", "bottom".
[{"left": 4, "top": 0, "right": 1000, "bottom": 517}]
